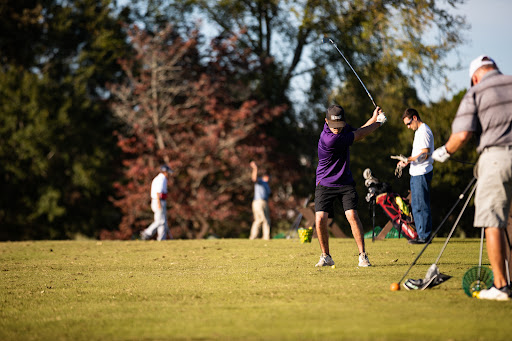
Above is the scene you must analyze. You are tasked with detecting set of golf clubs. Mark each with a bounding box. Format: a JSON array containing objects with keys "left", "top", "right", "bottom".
[{"left": 395, "top": 176, "right": 510, "bottom": 294}]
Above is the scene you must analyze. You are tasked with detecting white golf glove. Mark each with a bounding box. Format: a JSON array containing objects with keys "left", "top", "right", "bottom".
[
  {"left": 390, "top": 154, "right": 408, "bottom": 163},
  {"left": 377, "top": 113, "right": 387, "bottom": 125},
  {"left": 432, "top": 145, "right": 450, "bottom": 163}
]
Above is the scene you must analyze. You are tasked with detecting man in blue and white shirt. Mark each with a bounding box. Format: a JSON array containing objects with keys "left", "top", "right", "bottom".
[{"left": 249, "top": 161, "right": 271, "bottom": 240}]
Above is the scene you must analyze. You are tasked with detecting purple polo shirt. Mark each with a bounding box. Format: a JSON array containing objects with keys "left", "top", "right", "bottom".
[{"left": 315, "top": 123, "right": 355, "bottom": 187}]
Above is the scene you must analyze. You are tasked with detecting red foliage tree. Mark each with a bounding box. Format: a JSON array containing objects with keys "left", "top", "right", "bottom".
[{"left": 101, "top": 25, "right": 298, "bottom": 239}]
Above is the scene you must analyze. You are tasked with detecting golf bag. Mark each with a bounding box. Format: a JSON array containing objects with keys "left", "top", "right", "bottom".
[{"left": 363, "top": 168, "right": 418, "bottom": 240}]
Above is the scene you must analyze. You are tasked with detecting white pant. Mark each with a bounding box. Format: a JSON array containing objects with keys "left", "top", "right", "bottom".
[
  {"left": 250, "top": 199, "right": 270, "bottom": 240},
  {"left": 141, "top": 200, "right": 170, "bottom": 240}
]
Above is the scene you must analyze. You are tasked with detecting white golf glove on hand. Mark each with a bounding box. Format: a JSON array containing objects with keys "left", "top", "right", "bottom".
[
  {"left": 432, "top": 145, "right": 450, "bottom": 163},
  {"left": 390, "top": 154, "right": 408, "bottom": 163},
  {"left": 377, "top": 113, "right": 387, "bottom": 125}
]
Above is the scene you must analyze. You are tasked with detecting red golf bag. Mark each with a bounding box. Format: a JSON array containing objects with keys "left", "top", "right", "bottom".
[{"left": 375, "top": 192, "right": 418, "bottom": 240}]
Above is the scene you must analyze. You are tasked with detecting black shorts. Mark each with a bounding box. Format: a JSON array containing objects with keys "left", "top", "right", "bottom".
[{"left": 314, "top": 185, "right": 358, "bottom": 217}]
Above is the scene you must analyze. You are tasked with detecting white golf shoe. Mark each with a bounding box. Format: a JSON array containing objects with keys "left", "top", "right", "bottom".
[
  {"left": 358, "top": 252, "right": 372, "bottom": 267},
  {"left": 476, "top": 287, "right": 510, "bottom": 301},
  {"left": 315, "top": 254, "right": 335, "bottom": 267}
]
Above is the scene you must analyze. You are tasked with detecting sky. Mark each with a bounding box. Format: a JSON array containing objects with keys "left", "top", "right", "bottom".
[{"left": 420, "top": 0, "right": 512, "bottom": 103}]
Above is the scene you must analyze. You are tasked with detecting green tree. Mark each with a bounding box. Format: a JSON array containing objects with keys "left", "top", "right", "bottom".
[
  {"left": 0, "top": 1, "right": 44, "bottom": 68},
  {"left": 0, "top": 0, "right": 129, "bottom": 240}
]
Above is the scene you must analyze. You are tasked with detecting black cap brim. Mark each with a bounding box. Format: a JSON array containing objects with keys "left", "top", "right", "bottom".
[{"left": 327, "top": 120, "right": 346, "bottom": 128}]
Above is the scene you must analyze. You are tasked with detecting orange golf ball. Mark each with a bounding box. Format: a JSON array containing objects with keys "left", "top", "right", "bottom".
[{"left": 390, "top": 282, "right": 400, "bottom": 291}]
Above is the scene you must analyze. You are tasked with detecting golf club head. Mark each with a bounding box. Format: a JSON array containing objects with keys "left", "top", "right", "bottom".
[
  {"left": 322, "top": 37, "right": 332, "bottom": 44},
  {"left": 403, "top": 278, "right": 424, "bottom": 290},
  {"left": 425, "top": 264, "right": 440, "bottom": 280}
]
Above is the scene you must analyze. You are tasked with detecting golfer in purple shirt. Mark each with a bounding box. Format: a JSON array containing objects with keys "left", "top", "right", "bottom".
[{"left": 314, "top": 104, "right": 386, "bottom": 267}]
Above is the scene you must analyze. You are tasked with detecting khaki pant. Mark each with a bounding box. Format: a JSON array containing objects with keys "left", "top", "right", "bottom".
[
  {"left": 474, "top": 147, "right": 512, "bottom": 228},
  {"left": 250, "top": 199, "right": 270, "bottom": 240}
]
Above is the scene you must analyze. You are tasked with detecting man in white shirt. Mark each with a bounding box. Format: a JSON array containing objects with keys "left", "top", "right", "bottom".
[
  {"left": 140, "top": 165, "right": 173, "bottom": 240},
  {"left": 396, "top": 108, "right": 434, "bottom": 244}
]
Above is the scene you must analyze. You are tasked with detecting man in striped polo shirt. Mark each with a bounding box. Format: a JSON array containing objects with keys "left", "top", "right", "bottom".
[{"left": 433, "top": 55, "right": 512, "bottom": 301}]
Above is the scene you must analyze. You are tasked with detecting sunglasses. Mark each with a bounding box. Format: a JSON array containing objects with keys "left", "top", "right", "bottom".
[{"left": 405, "top": 118, "right": 413, "bottom": 126}]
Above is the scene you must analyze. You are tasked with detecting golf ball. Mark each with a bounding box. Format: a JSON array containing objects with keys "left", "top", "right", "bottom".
[
  {"left": 390, "top": 282, "right": 400, "bottom": 291},
  {"left": 331, "top": 265, "right": 336, "bottom": 269}
]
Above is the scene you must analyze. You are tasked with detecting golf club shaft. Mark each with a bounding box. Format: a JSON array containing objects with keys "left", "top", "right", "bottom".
[
  {"left": 476, "top": 227, "right": 485, "bottom": 285},
  {"left": 504, "top": 228, "right": 511, "bottom": 285},
  {"left": 434, "top": 183, "right": 477, "bottom": 264},
  {"left": 323, "top": 38, "right": 377, "bottom": 108},
  {"left": 449, "top": 159, "right": 476, "bottom": 165},
  {"left": 372, "top": 200, "right": 376, "bottom": 242},
  {"left": 398, "top": 177, "right": 477, "bottom": 284},
  {"left": 289, "top": 195, "right": 311, "bottom": 232}
]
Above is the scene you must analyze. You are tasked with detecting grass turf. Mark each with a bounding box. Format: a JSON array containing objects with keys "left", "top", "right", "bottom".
[{"left": 1, "top": 238, "right": 511, "bottom": 340}]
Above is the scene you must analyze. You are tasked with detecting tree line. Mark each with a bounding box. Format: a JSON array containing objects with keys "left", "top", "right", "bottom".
[{"left": 1, "top": 0, "right": 478, "bottom": 240}]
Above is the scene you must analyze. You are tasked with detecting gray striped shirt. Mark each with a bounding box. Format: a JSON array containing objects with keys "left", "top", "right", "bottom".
[{"left": 451, "top": 70, "right": 512, "bottom": 153}]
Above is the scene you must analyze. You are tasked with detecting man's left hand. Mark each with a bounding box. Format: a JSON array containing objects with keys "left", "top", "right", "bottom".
[{"left": 432, "top": 145, "right": 450, "bottom": 162}]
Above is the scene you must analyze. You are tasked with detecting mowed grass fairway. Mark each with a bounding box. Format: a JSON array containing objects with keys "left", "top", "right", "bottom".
[{"left": 1, "top": 238, "right": 511, "bottom": 340}]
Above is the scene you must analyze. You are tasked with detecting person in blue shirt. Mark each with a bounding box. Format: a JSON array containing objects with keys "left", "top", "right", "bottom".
[
  {"left": 314, "top": 104, "right": 386, "bottom": 267},
  {"left": 249, "top": 161, "right": 271, "bottom": 240}
]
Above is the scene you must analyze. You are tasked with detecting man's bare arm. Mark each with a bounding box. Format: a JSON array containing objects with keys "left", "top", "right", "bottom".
[
  {"left": 250, "top": 161, "right": 258, "bottom": 182},
  {"left": 445, "top": 131, "right": 473, "bottom": 154}
]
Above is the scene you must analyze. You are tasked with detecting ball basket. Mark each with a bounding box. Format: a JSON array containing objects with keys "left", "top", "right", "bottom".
[
  {"left": 462, "top": 266, "right": 494, "bottom": 297},
  {"left": 298, "top": 227, "right": 314, "bottom": 244}
]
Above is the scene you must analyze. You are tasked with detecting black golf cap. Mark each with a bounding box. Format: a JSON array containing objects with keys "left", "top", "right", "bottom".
[{"left": 326, "top": 105, "right": 346, "bottom": 128}]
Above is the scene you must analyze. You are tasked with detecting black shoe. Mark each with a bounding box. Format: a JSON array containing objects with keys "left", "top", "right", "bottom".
[
  {"left": 408, "top": 238, "right": 428, "bottom": 244},
  {"left": 498, "top": 285, "right": 512, "bottom": 298}
]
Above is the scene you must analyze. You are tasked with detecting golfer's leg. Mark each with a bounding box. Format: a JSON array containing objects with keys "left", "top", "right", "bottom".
[
  {"left": 141, "top": 222, "right": 157, "bottom": 239},
  {"left": 262, "top": 201, "right": 271, "bottom": 240},
  {"left": 486, "top": 227, "right": 508, "bottom": 288},
  {"left": 156, "top": 209, "right": 167, "bottom": 241},
  {"left": 410, "top": 175, "right": 429, "bottom": 239},
  {"left": 315, "top": 211, "right": 330, "bottom": 255},
  {"left": 345, "top": 209, "right": 365, "bottom": 254},
  {"left": 143, "top": 204, "right": 160, "bottom": 238},
  {"left": 249, "top": 201, "right": 262, "bottom": 239}
]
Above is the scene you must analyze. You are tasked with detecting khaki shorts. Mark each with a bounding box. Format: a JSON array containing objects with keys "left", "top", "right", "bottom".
[{"left": 474, "top": 146, "right": 512, "bottom": 228}]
